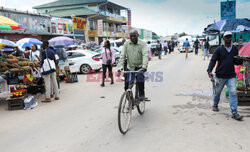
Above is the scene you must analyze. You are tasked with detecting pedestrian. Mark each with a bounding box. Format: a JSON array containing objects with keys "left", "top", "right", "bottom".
[
  {"left": 183, "top": 38, "right": 190, "bottom": 59},
  {"left": 147, "top": 41, "right": 152, "bottom": 61},
  {"left": 194, "top": 38, "right": 200, "bottom": 55},
  {"left": 100, "top": 40, "right": 115, "bottom": 87},
  {"left": 171, "top": 40, "right": 175, "bottom": 52},
  {"left": 40, "top": 41, "right": 59, "bottom": 102},
  {"left": 156, "top": 40, "right": 162, "bottom": 59},
  {"left": 204, "top": 38, "right": 210, "bottom": 60},
  {"left": 207, "top": 31, "right": 243, "bottom": 121},
  {"left": 25, "top": 44, "right": 40, "bottom": 61},
  {"left": 162, "top": 40, "right": 168, "bottom": 55}
]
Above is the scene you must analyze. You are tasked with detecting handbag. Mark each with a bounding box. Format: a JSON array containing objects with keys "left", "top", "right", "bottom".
[
  {"left": 105, "top": 48, "right": 112, "bottom": 65},
  {"left": 41, "top": 49, "right": 56, "bottom": 75}
]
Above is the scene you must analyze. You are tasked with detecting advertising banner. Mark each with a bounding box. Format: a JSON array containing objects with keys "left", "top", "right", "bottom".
[
  {"left": 98, "top": 20, "right": 103, "bottom": 36},
  {"left": 221, "top": 1, "right": 236, "bottom": 20},
  {"left": 73, "top": 17, "right": 87, "bottom": 30},
  {"left": 51, "top": 17, "right": 73, "bottom": 35}
]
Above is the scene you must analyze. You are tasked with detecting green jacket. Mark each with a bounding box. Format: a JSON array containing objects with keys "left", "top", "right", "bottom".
[{"left": 118, "top": 39, "right": 149, "bottom": 70}]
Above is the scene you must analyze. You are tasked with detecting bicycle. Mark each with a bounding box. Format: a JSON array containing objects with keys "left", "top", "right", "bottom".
[{"left": 118, "top": 70, "right": 149, "bottom": 134}]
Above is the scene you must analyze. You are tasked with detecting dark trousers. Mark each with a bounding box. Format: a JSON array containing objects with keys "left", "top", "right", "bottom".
[
  {"left": 124, "top": 68, "right": 145, "bottom": 97},
  {"left": 164, "top": 47, "right": 168, "bottom": 55},
  {"left": 195, "top": 47, "right": 198, "bottom": 55},
  {"left": 102, "top": 64, "right": 113, "bottom": 83}
]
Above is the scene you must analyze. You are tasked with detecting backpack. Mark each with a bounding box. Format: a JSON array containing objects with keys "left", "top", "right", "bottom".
[{"left": 156, "top": 43, "right": 162, "bottom": 51}]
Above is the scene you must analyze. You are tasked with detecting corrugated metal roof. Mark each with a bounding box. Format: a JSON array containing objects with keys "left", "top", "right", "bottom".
[
  {"left": 44, "top": 7, "right": 98, "bottom": 17},
  {"left": 33, "top": 0, "right": 107, "bottom": 9}
]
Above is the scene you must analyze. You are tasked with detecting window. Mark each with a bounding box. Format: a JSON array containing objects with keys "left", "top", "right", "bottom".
[{"left": 67, "top": 52, "right": 85, "bottom": 59}]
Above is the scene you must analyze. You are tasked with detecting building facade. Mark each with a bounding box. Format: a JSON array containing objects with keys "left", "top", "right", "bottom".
[
  {"left": 33, "top": 0, "right": 130, "bottom": 44},
  {"left": 0, "top": 7, "right": 51, "bottom": 41}
]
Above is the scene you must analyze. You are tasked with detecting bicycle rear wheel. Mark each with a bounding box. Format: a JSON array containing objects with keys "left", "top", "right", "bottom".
[
  {"left": 118, "top": 91, "right": 132, "bottom": 134},
  {"left": 137, "top": 100, "right": 145, "bottom": 115}
]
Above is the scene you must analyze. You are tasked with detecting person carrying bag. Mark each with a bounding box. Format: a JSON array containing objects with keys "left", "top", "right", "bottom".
[
  {"left": 100, "top": 40, "right": 115, "bottom": 87},
  {"left": 40, "top": 41, "right": 59, "bottom": 102}
]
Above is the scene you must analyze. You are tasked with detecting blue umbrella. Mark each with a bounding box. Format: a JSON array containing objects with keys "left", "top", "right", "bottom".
[
  {"left": 16, "top": 38, "right": 42, "bottom": 51},
  {"left": 0, "top": 39, "right": 16, "bottom": 51},
  {"left": 204, "top": 18, "right": 250, "bottom": 34}
]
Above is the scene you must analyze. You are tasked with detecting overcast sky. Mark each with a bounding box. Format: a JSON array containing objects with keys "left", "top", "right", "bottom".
[{"left": 0, "top": 0, "right": 249, "bottom": 36}]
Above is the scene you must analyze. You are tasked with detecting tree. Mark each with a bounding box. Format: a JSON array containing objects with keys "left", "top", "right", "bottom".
[
  {"left": 179, "top": 32, "right": 187, "bottom": 37},
  {"left": 152, "top": 32, "right": 158, "bottom": 36}
]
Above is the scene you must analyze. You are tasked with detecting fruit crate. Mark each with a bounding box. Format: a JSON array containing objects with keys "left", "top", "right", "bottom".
[{"left": 7, "top": 95, "right": 27, "bottom": 110}]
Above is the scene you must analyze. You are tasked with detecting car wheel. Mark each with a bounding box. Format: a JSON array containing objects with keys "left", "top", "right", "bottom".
[{"left": 80, "top": 64, "right": 92, "bottom": 74}]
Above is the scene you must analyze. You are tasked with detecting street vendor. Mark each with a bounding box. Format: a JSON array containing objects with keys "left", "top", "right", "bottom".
[{"left": 24, "top": 44, "right": 40, "bottom": 61}]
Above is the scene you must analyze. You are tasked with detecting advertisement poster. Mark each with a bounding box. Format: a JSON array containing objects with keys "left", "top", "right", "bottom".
[
  {"left": 221, "top": 1, "right": 236, "bottom": 20},
  {"left": 73, "top": 17, "right": 87, "bottom": 30},
  {"left": 98, "top": 19, "right": 103, "bottom": 36},
  {"left": 51, "top": 17, "right": 73, "bottom": 35}
]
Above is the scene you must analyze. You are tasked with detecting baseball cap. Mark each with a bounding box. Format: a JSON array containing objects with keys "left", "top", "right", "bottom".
[{"left": 223, "top": 31, "right": 232, "bottom": 37}]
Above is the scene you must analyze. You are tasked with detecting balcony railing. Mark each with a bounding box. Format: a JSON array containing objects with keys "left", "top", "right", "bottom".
[{"left": 100, "top": 11, "right": 127, "bottom": 22}]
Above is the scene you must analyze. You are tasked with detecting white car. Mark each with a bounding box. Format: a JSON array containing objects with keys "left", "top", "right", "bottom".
[{"left": 67, "top": 50, "right": 102, "bottom": 74}]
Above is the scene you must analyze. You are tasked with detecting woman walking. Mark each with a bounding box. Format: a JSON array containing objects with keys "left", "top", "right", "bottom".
[{"left": 100, "top": 40, "right": 115, "bottom": 87}]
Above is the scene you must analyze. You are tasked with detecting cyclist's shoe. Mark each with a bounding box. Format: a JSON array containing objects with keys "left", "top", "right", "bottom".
[
  {"left": 138, "top": 95, "right": 145, "bottom": 101},
  {"left": 212, "top": 105, "right": 219, "bottom": 112},
  {"left": 232, "top": 114, "right": 243, "bottom": 121}
]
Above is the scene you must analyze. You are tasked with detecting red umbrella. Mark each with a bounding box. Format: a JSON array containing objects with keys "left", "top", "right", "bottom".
[{"left": 239, "top": 42, "right": 250, "bottom": 57}]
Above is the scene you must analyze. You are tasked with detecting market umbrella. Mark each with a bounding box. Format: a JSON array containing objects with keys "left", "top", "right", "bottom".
[
  {"left": 49, "top": 36, "right": 75, "bottom": 48},
  {"left": 0, "top": 39, "right": 16, "bottom": 51},
  {"left": 239, "top": 42, "right": 250, "bottom": 57},
  {"left": 16, "top": 38, "right": 42, "bottom": 51},
  {"left": 203, "top": 18, "right": 250, "bottom": 34},
  {"left": 220, "top": 18, "right": 250, "bottom": 33},
  {"left": 0, "top": 15, "right": 23, "bottom": 30}
]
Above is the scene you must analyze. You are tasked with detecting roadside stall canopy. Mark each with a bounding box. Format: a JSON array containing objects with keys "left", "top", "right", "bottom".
[
  {"left": 239, "top": 42, "right": 250, "bottom": 57},
  {"left": 16, "top": 38, "right": 42, "bottom": 51},
  {"left": 49, "top": 36, "right": 75, "bottom": 48},
  {"left": 0, "top": 39, "right": 16, "bottom": 52},
  {"left": 204, "top": 18, "right": 250, "bottom": 34},
  {"left": 0, "top": 15, "right": 23, "bottom": 30}
]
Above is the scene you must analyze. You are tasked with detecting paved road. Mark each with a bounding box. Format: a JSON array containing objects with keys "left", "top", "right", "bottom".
[{"left": 1, "top": 51, "right": 250, "bottom": 152}]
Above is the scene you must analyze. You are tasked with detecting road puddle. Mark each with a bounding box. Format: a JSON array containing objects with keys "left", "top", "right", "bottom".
[{"left": 176, "top": 89, "right": 213, "bottom": 99}]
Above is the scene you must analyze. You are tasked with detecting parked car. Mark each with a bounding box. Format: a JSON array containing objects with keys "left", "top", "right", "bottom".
[
  {"left": 94, "top": 47, "right": 120, "bottom": 65},
  {"left": 178, "top": 37, "right": 194, "bottom": 53},
  {"left": 66, "top": 50, "right": 102, "bottom": 74}
]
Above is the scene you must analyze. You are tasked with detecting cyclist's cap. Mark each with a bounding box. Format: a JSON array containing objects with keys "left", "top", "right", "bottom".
[{"left": 223, "top": 31, "right": 232, "bottom": 37}]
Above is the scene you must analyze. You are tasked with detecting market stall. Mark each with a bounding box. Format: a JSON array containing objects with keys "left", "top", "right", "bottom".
[{"left": 0, "top": 54, "right": 42, "bottom": 110}]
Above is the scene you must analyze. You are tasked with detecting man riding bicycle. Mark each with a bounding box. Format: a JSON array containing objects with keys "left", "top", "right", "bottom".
[{"left": 118, "top": 30, "right": 149, "bottom": 103}]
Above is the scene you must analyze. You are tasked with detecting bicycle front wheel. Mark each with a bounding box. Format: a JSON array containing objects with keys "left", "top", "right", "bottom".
[
  {"left": 118, "top": 91, "right": 132, "bottom": 134},
  {"left": 137, "top": 100, "right": 146, "bottom": 115}
]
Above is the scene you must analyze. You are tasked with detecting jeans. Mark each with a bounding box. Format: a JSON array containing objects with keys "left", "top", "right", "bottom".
[
  {"left": 204, "top": 48, "right": 209, "bottom": 60},
  {"left": 214, "top": 77, "right": 238, "bottom": 114},
  {"left": 43, "top": 72, "right": 59, "bottom": 99},
  {"left": 158, "top": 50, "right": 162, "bottom": 59}
]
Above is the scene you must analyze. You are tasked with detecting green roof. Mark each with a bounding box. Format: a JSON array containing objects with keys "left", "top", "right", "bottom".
[
  {"left": 33, "top": 0, "right": 107, "bottom": 9},
  {"left": 44, "top": 7, "right": 98, "bottom": 17}
]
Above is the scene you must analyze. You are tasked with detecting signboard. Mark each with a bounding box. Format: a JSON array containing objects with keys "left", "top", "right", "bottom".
[
  {"left": 221, "top": 1, "right": 236, "bottom": 20},
  {"left": 51, "top": 17, "right": 73, "bottom": 35},
  {"left": 73, "top": 17, "right": 87, "bottom": 30},
  {"left": 127, "top": 9, "right": 132, "bottom": 33},
  {"left": 98, "top": 20, "right": 103, "bottom": 36}
]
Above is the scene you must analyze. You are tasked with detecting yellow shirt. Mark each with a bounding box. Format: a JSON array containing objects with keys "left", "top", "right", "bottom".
[{"left": 0, "top": 43, "right": 6, "bottom": 50}]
